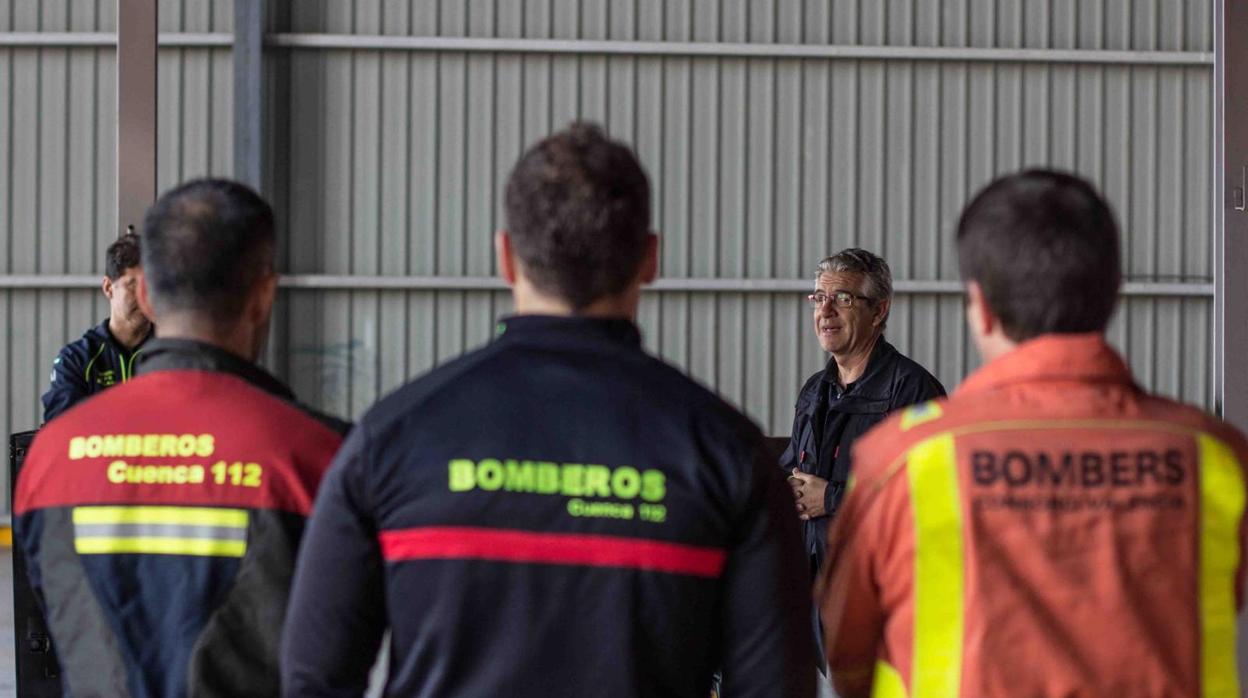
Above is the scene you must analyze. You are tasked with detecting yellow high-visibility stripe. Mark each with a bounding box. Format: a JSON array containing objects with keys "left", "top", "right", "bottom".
[
  {"left": 72, "top": 506, "right": 247, "bottom": 528},
  {"left": 1197, "top": 434, "right": 1245, "bottom": 698},
  {"left": 870, "top": 660, "right": 908, "bottom": 698},
  {"left": 74, "top": 536, "right": 246, "bottom": 557},
  {"left": 906, "top": 433, "right": 964, "bottom": 697}
]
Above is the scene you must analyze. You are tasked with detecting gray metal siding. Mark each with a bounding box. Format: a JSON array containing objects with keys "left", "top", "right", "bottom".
[
  {"left": 0, "top": 0, "right": 231, "bottom": 443},
  {"left": 1, "top": 0, "right": 1217, "bottom": 446}
]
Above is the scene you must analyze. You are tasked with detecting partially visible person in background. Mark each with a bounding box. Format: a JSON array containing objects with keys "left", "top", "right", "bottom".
[
  {"left": 15, "top": 179, "right": 347, "bottom": 697},
  {"left": 779, "top": 248, "right": 945, "bottom": 694},
  {"left": 820, "top": 170, "right": 1248, "bottom": 697},
  {"left": 41, "top": 232, "right": 153, "bottom": 422},
  {"left": 780, "top": 248, "right": 945, "bottom": 571}
]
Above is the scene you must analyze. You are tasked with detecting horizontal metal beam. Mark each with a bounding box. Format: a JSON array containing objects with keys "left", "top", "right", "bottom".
[
  {"left": 0, "top": 32, "right": 1213, "bottom": 66},
  {"left": 0, "top": 32, "right": 231, "bottom": 47},
  {"left": 0, "top": 275, "right": 1214, "bottom": 297},
  {"left": 266, "top": 34, "right": 1214, "bottom": 66}
]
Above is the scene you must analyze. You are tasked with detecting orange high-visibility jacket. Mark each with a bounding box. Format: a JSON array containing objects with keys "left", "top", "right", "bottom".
[{"left": 818, "top": 334, "right": 1248, "bottom": 698}]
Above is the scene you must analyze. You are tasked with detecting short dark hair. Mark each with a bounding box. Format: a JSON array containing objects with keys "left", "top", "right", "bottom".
[
  {"left": 105, "top": 232, "right": 142, "bottom": 280},
  {"left": 141, "top": 179, "right": 275, "bottom": 325},
  {"left": 956, "top": 169, "right": 1121, "bottom": 342},
  {"left": 504, "top": 122, "right": 651, "bottom": 310}
]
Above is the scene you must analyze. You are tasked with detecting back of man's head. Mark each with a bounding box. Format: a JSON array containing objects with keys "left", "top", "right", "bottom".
[
  {"left": 957, "top": 169, "right": 1121, "bottom": 342},
  {"left": 142, "top": 179, "right": 275, "bottom": 327},
  {"left": 105, "top": 232, "right": 142, "bottom": 280},
  {"left": 504, "top": 122, "right": 651, "bottom": 310}
]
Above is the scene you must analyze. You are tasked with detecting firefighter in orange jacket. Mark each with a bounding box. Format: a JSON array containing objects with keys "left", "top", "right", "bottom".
[{"left": 819, "top": 170, "right": 1248, "bottom": 697}]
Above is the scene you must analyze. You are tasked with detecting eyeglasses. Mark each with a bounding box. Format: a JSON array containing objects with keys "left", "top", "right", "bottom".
[{"left": 807, "top": 291, "right": 872, "bottom": 308}]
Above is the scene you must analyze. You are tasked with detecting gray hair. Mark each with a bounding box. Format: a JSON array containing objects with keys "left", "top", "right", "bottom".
[{"left": 816, "top": 248, "right": 893, "bottom": 325}]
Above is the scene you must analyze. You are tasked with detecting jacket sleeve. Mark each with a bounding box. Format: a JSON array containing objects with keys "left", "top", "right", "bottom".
[
  {"left": 818, "top": 439, "right": 898, "bottom": 698},
  {"left": 778, "top": 416, "right": 802, "bottom": 475},
  {"left": 779, "top": 377, "right": 817, "bottom": 476},
  {"left": 281, "top": 426, "right": 387, "bottom": 697},
  {"left": 40, "top": 346, "right": 89, "bottom": 423},
  {"left": 718, "top": 435, "right": 817, "bottom": 698}
]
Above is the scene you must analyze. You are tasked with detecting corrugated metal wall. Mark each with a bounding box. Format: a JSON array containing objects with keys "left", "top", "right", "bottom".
[
  {"left": 0, "top": 0, "right": 233, "bottom": 445},
  {"left": 1, "top": 0, "right": 1216, "bottom": 446}
]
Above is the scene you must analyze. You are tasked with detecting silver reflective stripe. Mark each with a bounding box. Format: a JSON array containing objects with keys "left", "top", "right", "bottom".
[{"left": 74, "top": 523, "right": 247, "bottom": 541}]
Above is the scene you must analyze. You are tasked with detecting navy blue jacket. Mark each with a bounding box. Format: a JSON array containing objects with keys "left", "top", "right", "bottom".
[
  {"left": 16, "top": 339, "right": 348, "bottom": 697},
  {"left": 282, "top": 315, "right": 815, "bottom": 698},
  {"left": 779, "top": 337, "right": 945, "bottom": 566},
  {"left": 41, "top": 318, "right": 152, "bottom": 423}
]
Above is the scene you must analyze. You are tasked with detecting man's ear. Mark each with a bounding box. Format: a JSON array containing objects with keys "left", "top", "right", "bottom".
[
  {"left": 871, "top": 296, "right": 891, "bottom": 329},
  {"left": 638, "top": 233, "right": 659, "bottom": 285},
  {"left": 965, "top": 281, "right": 996, "bottom": 337},
  {"left": 135, "top": 275, "right": 156, "bottom": 321},
  {"left": 248, "top": 272, "right": 280, "bottom": 327},
  {"left": 496, "top": 230, "right": 518, "bottom": 286},
  {"left": 102, "top": 276, "right": 114, "bottom": 300}
]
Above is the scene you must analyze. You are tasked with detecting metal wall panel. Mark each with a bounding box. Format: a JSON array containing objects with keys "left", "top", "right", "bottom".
[
  {"left": 284, "top": 0, "right": 1213, "bottom": 52},
  {"left": 269, "top": 0, "right": 1215, "bottom": 435},
  {"left": 0, "top": 0, "right": 232, "bottom": 443},
  {"left": 0, "top": 0, "right": 1217, "bottom": 443}
]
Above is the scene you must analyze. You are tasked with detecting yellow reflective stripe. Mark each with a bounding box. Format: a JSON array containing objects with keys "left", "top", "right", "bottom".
[
  {"left": 82, "top": 342, "right": 108, "bottom": 382},
  {"left": 72, "top": 506, "right": 247, "bottom": 528},
  {"left": 1197, "top": 434, "right": 1245, "bottom": 698},
  {"left": 907, "top": 433, "right": 964, "bottom": 697},
  {"left": 870, "top": 660, "right": 908, "bottom": 698},
  {"left": 75, "top": 536, "right": 245, "bottom": 557}
]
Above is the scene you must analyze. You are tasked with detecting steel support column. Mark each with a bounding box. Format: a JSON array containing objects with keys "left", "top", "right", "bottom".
[
  {"left": 1215, "top": 0, "right": 1248, "bottom": 684},
  {"left": 1216, "top": 0, "right": 1248, "bottom": 431},
  {"left": 116, "top": 0, "right": 157, "bottom": 236},
  {"left": 234, "top": 0, "right": 265, "bottom": 189}
]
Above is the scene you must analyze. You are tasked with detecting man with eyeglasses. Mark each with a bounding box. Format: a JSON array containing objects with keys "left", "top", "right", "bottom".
[{"left": 780, "top": 249, "right": 945, "bottom": 573}]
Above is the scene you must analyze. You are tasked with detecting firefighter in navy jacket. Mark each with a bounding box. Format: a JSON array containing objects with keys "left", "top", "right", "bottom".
[
  {"left": 42, "top": 232, "right": 153, "bottom": 422},
  {"left": 282, "top": 124, "right": 815, "bottom": 697},
  {"left": 15, "top": 180, "right": 347, "bottom": 697}
]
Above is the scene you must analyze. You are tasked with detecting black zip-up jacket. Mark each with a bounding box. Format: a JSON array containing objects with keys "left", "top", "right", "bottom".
[
  {"left": 15, "top": 339, "right": 349, "bottom": 698},
  {"left": 282, "top": 315, "right": 815, "bottom": 698},
  {"left": 779, "top": 338, "right": 945, "bottom": 565},
  {"left": 41, "top": 318, "right": 154, "bottom": 423}
]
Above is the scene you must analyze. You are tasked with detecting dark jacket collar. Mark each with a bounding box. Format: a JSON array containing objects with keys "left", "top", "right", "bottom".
[
  {"left": 820, "top": 337, "right": 899, "bottom": 403},
  {"left": 495, "top": 315, "right": 643, "bottom": 348},
  {"left": 90, "top": 318, "right": 153, "bottom": 354},
  {"left": 136, "top": 338, "right": 295, "bottom": 401}
]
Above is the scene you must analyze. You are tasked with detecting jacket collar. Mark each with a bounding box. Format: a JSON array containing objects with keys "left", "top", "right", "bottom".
[
  {"left": 821, "top": 337, "right": 898, "bottom": 402},
  {"left": 136, "top": 338, "right": 295, "bottom": 401},
  {"left": 90, "top": 317, "right": 153, "bottom": 354},
  {"left": 495, "top": 314, "right": 643, "bottom": 348},
  {"left": 956, "top": 333, "right": 1135, "bottom": 396}
]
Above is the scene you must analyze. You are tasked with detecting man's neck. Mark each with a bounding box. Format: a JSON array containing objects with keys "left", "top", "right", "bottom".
[
  {"left": 511, "top": 280, "right": 639, "bottom": 320},
  {"left": 831, "top": 336, "right": 880, "bottom": 388},
  {"left": 108, "top": 318, "right": 148, "bottom": 351},
  {"left": 153, "top": 318, "right": 257, "bottom": 363}
]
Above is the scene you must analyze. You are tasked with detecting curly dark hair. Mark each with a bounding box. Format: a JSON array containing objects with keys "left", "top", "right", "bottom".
[
  {"left": 504, "top": 123, "right": 651, "bottom": 310},
  {"left": 104, "top": 232, "right": 142, "bottom": 280}
]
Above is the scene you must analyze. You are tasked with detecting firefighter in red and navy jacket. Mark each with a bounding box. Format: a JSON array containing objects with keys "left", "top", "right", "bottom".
[
  {"left": 281, "top": 124, "right": 815, "bottom": 697},
  {"left": 14, "top": 180, "right": 347, "bottom": 697}
]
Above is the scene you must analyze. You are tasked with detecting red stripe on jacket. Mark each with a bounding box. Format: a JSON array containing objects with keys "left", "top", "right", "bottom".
[{"left": 379, "top": 526, "right": 728, "bottom": 578}]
